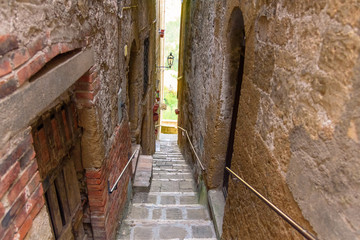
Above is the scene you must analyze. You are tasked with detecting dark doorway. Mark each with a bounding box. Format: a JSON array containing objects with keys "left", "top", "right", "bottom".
[
  {"left": 127, "top": 41, "right": 138, "bottom": 142},
  {"left": 223, "top": 8, "right": 246, "bottom": 198}
]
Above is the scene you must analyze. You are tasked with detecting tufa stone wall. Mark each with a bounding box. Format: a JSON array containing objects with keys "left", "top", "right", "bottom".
[{"left": 178, "top": 0, "right": 360, "bottom": 239}]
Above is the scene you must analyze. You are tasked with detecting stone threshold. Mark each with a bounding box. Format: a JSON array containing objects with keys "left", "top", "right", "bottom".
[
  {"left": 124, "top": 219, "right": 213, "bottom": 225},
  {"left": 132, "top": 203, "right": 204, "bottom": 208}
]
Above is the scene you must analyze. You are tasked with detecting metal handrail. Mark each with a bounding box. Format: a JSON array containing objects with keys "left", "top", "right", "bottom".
[
  {"left": 226, "top": 167, "right": 318, "bottom": 240},
  {"left": 176, "top": 126, "right": 205, "bottom": 171},
  {"left": 107, "top": 148, "right": 139, "bottom": 194}
]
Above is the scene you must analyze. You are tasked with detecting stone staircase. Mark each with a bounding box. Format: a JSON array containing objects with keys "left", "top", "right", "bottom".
[{"left": 116, "top": 138, "right": 217, "bottom": 240}]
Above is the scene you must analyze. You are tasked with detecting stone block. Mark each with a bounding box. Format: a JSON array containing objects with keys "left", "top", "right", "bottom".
[
  {"left": 180, "top": 196, "right": 198, "bottom": 205},
  {"left": 133, "top": 155, "right": 153, "bottom": 192},
  {"left": 160, "top": 196, "right": 176, "bottom": 205},
  {"left": 166, "top": 208, "right": 182, "bottom": 220},
  {"left": 192, "top": 225, "right": 214, "bottom": 238},
  {"left": 159, "top": 225, "right": 187, "bottom": 239},
  {"left": 186, "top": 208, "right": 209, "bottom": 220},
  {"left": 134, "top": 226, "right": 154, "bottom": 240},
  {"left": 128, "top": 206, "right": 149, "bottom": 220},
  {"left": 208, "top": 189, "right": 225, "bottom": 238}
]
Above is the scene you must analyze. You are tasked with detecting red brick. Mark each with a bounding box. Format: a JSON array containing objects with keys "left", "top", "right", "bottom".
[
  {"left": 0, "top": 76, "right": 17, "bottom": 99},
  {"left": 10, "top": 48, "right": 30, "bottom": 69},
  {"left": 17, "top": 214, "right": 32, "bottom": 240},
  {"left": 19, "top": 147, "right": 36, "bottom": 170},
  {"left": 0, "top": 162, "right": 20, "bottom": 199},
  {"left": 88, "top": 193, "right": 107, "bottom": 207},
  {"left": 1, "top": 191, "right": 26, "bottom": 228},
  {"left": 78, "top": 70, "right": 98, "bottom": 84},
  {"left": 7, "top": 161, "right": 38, "bottom": 204},
  {"left": 0, "top": 57, "right": 11, "bottom": 77},
  {"left": 75, "top": 91, "right": 95, "bottom": 100},
  {"left": 0, "top": 35, "right": 18, "bottom": 55},
  {"left": 0, "top": 132, "right": 32, "bottom": 176},
  {"left": 13, "top": 183, "right": 42, "bottom": 230},
  {"left": 16, "top": 54, "right": 45, "bottom": 86},
  {"left": 44, "top": 44, "right": 60, "bottom": 62},
  {"left": 1, "top": 225, "right": 15, "bottom": 240},
  {"left": 86, "top": 169, "right": 103, "bottom": 179},
  {"left": 27, "top": 35, "right": 47, "bottom": 57},
  {"left": 29, "top": 188, "right": 45, "bottom": 219},
  {"left": 86, "top": 177, "right": 103, "bottom": 185}
]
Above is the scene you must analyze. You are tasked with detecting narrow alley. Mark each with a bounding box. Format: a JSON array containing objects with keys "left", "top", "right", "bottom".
[
  {"left": 0, "top": 1, "right": 359, "bottom": 240},
  {"left": 117, "top": 135, "right": 216, "bottom": 239}
]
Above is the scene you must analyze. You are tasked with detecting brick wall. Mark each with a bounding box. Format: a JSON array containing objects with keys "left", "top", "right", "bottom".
[
  {"left": 76, "top": 68, "right": 133, "bottom": 239},
  {"left": 0, "top": 129, "right": 44, "bottom": 240},
  {"left": 0, "top": 33, "right": 86, "bottom": 100},
  {"left": 85, "top": 122, "right": 132, "bottom": 240}
]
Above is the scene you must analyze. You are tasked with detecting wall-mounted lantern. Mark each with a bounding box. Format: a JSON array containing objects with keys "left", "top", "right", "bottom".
[
  {"left": 159, "top": 29, "right": 165, "bottom": 38},
  {"left": 157, "top": 53, "right": 175, "bottom": 69}
]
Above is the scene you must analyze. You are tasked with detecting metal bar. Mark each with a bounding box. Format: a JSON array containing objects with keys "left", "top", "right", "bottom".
[
  {"left": 122, "top": 5, "right": 138, "bottom": 10},
  {"left": 177, "top": 126, "right": 205, "bottom": 171},
  {"left": 225, "top": 167, "right": 318, "bottom": 240},
  {"left": 108, "top": 148, "right": 139, "bottom": 194}
]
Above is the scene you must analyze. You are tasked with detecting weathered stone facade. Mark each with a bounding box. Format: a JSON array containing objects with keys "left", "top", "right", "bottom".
[
  {"left": 178, "top": 1, "right": 360, "bottom": 239},
  {"left": 0, "top": 0, "right": 158, "bottom": 239}
]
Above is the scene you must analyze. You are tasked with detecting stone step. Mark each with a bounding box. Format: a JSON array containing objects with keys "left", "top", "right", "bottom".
[
  {"left": 152, "top": 175, "right": 193, "bottom": 180},
  {"left": 117, "top": 221, "right": 216, "bottom": 240},
  {"left": 132, "top": 192, "right": 198, "bottom": 205},
  {"left": 133, "top": 155, "right": 153, "bottom": 192},
  {"left": 132, "top": 203, "right": 203, "bottom": 208},
  {"left": 150, "top": 180, "right": 196, "bottom": 192},
  {"left": 153, "top": 166, "right": 191, "bottom": 171},
  {"left": 151, "top": 178, "right": 193, "bottom": 181},
  {"left": 153, "top": 169, "right": 192, "bottom": 174},
  {"left": 117, "top": 138, "right": 216, "bottom": 240},
  {"left": 126, "top": 204, "right": 210, "bottom": 221},
  {"left": 124, "top": 219, "right": 213, "bottom": 225}
]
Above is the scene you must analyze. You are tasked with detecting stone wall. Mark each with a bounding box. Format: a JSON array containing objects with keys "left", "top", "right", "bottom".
[
  {"left": 178, "top": 0, "right": 360, "bottom": 239},
  {"left": 0, "top": 0, "right": 157, "bottom": 239}
]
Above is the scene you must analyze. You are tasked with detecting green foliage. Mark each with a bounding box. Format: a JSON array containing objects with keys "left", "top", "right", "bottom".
[
  {"left": 162, "top": 86, "right": 178, "bottom": 120},
  {"left": 165, "top": 17, "right": 180, "bottom": 72}
]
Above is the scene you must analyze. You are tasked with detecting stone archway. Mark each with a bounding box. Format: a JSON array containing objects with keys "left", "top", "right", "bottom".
[
  {"left": 127, "top": 41, "right": 140, "bottom": 143},
  {"left": 207, "top": 7, "right": 245, "bottom": 191},
  {"left": 222, "top": 8, "right": 246, "bottom": 196}
]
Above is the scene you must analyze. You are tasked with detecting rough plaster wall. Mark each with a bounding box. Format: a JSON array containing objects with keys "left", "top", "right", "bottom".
[
  {"left": 0, "top": 0, "right": 122, "bottom": 155},
  {"left": 118, "top": 0, "right": 156, "bottom": 154},
  {"left": 178, "top": 0, "right": 360, "bottom": 239},
  {"left": 0, "top": 0, "right": 156, "bottom": 154}
]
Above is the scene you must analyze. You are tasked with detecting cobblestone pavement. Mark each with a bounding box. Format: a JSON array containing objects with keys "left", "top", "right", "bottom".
[{"left": 117, "top": 137, "right": 217, "bottom": 240}]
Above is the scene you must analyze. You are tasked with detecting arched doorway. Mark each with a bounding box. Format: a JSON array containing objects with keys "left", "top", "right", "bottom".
[
  {"left": 127, "top": 41, "right": 139, "bottom": 143},
  {"left": 222, "top": 8, "right": 246, "bottom": 197}
]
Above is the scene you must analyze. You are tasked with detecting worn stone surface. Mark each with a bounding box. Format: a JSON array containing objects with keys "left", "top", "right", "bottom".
[
  {"left": 24, "top": 207, "right": 54, "bottom": 240},
  {"left": 178, "top": 0, "right": 360, "bottom": 239},
  {"left": 116, "top": 137, "right": 216, "bottom": 240}
]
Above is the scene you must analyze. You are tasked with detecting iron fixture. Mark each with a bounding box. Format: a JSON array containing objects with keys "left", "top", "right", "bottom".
[{"left": 157, "top": 53, "right": 174, "bottom": 69}]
